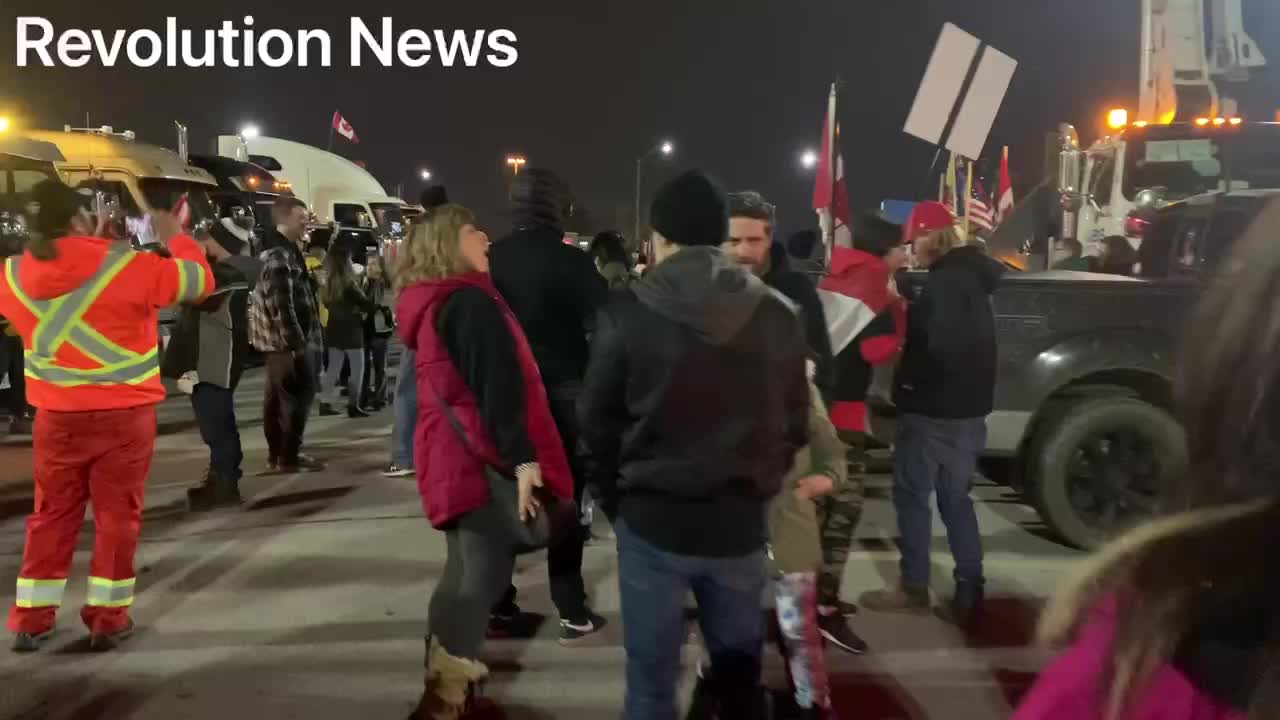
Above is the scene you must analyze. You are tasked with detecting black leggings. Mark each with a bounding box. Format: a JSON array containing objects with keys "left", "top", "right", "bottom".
[{"left": 428, "top": 503, "right": 516, "bottom": 660}]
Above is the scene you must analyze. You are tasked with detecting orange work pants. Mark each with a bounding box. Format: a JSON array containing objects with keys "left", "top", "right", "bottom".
[{"left": 7, "top": 405, "right": 156, "bottom": 635}]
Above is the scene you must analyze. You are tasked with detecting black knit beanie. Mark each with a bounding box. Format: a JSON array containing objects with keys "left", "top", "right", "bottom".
[
  {"left": 510, "top": 168, "right": 571, "bottom": 231},
  {"left": 854, "top": 210, "right": 905, "bottom": 258},
  {"left": 420, "top": 185, "right": 449, "bottom": 211},
  {"left": 649, "top": 170, "right": 728, "bottom": 248}
]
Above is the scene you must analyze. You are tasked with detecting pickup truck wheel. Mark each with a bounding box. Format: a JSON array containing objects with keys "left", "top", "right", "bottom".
[{"left": 1030, "top": 397, "right": 1186, "bottom": 551}]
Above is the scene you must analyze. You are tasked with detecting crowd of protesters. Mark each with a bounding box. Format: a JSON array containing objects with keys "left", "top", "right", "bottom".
[{"left": 6, "top": 157, "right": 1280, "bottom": 720}]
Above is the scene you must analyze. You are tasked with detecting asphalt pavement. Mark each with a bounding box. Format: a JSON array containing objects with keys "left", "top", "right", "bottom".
[{"left": 0, "top": 358, "right": 1086, "bottom": 720}]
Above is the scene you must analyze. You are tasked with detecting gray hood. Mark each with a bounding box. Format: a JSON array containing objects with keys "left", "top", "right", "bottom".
[{"left": 633, "top": 246, "right": 769, "bottom": 345}]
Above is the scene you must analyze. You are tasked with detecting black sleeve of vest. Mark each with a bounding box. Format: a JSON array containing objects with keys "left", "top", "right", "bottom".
[{"left": 437, "top": 288, "right": 537, "bottom": 469}]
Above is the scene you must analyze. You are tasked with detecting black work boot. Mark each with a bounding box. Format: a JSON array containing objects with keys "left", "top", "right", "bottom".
[
  {"left": 940, "top": 581, "right": 985, "bottom": 629},
  {"left": 187, "top": 468, "right": 242, "bottom": 512}
]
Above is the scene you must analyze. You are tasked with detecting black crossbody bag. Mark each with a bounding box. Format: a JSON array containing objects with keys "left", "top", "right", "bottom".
[{"left": 421, "top": 375, "right": 575, "bottom": 555}]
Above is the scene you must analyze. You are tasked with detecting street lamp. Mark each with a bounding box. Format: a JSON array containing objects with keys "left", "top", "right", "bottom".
[
  {"left": 239, "top": 124, "right": 260, "bottom": 139},
  {"left": 506, "top": 155, "right": 527, "bottom": 176},
  {"left": 421, "top": 169, "right": 433, "bottom": 181},
  {"left": 800, "top": 149, "right": 819, "bottom": 169},
  {"left": 635, "top": 139, "right": 676, "bottom": 249}
]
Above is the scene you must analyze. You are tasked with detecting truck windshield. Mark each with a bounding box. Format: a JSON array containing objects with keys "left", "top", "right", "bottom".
[
  {"left": 139, "top": 179, "right": 217, "bottom": 224},
  {"left": 1124, "top": 125, "right": 1280, "bottom": 201},
  {"left": 370, "top": 202, "right": 406, "bottom": 237}
]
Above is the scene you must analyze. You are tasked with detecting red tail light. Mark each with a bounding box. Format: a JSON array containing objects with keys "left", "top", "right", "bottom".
[{"left": 1124, "top": 214, "right": 1151, "bottom": 238}]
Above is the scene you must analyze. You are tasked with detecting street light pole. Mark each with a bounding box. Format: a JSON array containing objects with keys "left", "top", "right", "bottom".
[
  {"left": 633, "top": 140, "right": 675, "bottom": 256},
  {"left": 634, "top": 156, "right": 644, "bottom": 253}
]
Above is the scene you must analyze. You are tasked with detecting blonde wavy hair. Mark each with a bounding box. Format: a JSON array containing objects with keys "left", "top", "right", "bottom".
[
  {"left": 915, "top": 224, "right": 968, "bottom": 266},
  {"left": 393, "top": 204, "right": 477, "bottom": 295}
]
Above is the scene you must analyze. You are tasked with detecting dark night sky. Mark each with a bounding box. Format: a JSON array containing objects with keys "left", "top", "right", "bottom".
[{"left": 1, "top": 1, "right": 1277, "bottom": 239}]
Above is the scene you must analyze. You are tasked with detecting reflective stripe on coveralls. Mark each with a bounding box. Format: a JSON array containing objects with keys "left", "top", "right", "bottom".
[
  {"left": 5, "top": 249, "right": 166, "bottom": 387},
  {"left": 15, "top": 577, "right": 67, "bottom": 608},
  {"left": 86, "top": 576, "right": 136, "bottom": 608}
]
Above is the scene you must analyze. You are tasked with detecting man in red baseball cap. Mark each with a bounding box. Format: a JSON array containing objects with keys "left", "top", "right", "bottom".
[{"left": 902, "top": 201, "right": 955, "bottom": 247}]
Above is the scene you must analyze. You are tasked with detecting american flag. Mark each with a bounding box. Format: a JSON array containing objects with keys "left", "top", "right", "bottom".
[{"left": 967, "top": 188, "right": 995, "bottom": 231}]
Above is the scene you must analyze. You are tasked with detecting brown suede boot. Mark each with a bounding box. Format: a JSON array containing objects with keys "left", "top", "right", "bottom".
[{"left": 410, "top": 638, "right": 490, "bottom": 720}]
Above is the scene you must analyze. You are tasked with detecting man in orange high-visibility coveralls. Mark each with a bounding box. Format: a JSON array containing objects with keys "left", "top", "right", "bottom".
[{"left": 2, "top": 181, "right": 213, "bottom": 653}]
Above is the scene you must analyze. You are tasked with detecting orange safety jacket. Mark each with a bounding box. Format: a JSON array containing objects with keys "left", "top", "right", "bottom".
[{"left": 0, "top": 234, "right": 214, "bottom": 412}]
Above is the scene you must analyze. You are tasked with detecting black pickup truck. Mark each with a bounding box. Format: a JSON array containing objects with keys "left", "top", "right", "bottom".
[{"left": 874, "top": 190, "right": 1276, "bottom": 550}]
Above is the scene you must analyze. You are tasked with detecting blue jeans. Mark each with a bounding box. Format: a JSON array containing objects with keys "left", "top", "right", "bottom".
[
  {"left": 390, "top": 348, "right": 417, "bottom": 468},
  {"left": 893, "top": 413, "right": 987, "bottom": 589},
  {"left": 322, "top": 347, "right": 365, "bottom": 409},
  {"left": 616, "top": 519, "right": 767, "bottom": 720},
  {"left": 190, "top": 383, "right": 242, "bottom": 482}
]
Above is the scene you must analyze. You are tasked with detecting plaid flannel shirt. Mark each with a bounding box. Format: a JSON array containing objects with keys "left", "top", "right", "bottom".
[{"left": 249, "top": 245, "right": 322, "bottom": 353}]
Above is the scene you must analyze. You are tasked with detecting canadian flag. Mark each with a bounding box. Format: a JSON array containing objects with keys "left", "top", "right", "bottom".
[
  {"left": 997, "top": 145, "right": 1014, "bottom": 222},
  {"left": 332, "top": 111, "right": 360, "bottom": 144}
]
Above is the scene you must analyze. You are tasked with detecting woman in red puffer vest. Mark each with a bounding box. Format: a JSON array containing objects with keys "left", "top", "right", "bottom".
[{"left": 395, "top": 204, "right": 571, "bottom": 719}]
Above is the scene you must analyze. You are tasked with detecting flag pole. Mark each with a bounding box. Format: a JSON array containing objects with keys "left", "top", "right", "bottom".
[
  {"left": 823, "top": 81, "right": 837, "bottom": 267},
  {"left": 964, "top": 158, "right": 974, "bottom": 236}
]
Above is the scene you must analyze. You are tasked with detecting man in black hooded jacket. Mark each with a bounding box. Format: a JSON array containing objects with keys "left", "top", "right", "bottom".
[
  {"left": 860, "top": 226, "right": 1005, "bottom": 627},
  {"left": 582, "top": 169, "right": 807, "bottom": 720},
  {"left": 488, "top": 168, "right": 608, "bottom": 644}
]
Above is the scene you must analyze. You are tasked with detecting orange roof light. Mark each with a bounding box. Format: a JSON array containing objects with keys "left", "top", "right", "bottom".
[
  {"left": 1107, "top": 108, "right": 1129, "bottom": 130},
  {"left": 1229, "top": 117, "right": 1244, "bottom": 126},
  {"left": 1195, "top": 117, "right": 1211, "bottom": 127},
  {"left": 1212, "top": 117, "right": 1228, "bottom": 126}
]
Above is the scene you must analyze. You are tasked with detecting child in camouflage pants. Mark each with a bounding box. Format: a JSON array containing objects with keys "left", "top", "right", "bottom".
[{"left": 815, "top": 431, "right": 867, "bottom": 611}]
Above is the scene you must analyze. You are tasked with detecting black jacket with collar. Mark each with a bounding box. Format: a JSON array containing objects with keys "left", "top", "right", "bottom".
[
  {"left": 893, "top": 246, "right": 1005, "bottom": 419},
  {"left": 763, "top": 241, "right": 834, "bottom": 404},
  {"left": 580, "top": 247, "right": 809, "bottom": 558}
]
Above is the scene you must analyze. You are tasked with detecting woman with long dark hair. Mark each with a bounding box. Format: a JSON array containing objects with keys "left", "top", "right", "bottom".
[
  {"left": 319, "top": 244, "right": 375, "bottom": 418},
  {"left": 1014, "top": 199, "right": 1280, "bottom": 720},
  {"left": 361, "top": 254, "right": 395, "bottom": 410}
]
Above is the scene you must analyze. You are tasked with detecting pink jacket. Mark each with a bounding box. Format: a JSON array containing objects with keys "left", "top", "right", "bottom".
[{"left": 1014, "top": 599, "right": 1244, "bottom": 720}]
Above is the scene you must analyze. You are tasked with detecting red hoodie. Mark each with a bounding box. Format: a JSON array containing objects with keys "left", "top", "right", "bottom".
[
  {"left": 0, "top": 234, "right": 212, "bottom": 412},
  {"left": 397, "top": 272, "right": 572, "bottom": 527}
]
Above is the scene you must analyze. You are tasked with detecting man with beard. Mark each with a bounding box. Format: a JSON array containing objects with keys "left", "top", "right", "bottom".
[{"left": 723, "top": 192, "right": 833, "bottom": 401}]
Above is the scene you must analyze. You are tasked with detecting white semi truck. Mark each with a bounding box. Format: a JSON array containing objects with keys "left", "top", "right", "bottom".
[
  {"left": 1056, "top": 0, "right": 1274, "bottom": 254},
  {"left": 216, "top": 136, "right": 408, "bottom": 259}
]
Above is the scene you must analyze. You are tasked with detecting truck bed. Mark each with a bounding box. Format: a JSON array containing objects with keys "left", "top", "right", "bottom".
[{"left": 990, "top": 271, "right": 1198, "bottom": 414}]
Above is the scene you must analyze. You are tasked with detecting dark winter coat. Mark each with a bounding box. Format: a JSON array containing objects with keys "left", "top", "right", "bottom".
[
  {"left": 489, "top": 225, "right": 607, "bottom": 387},
  {"left": 764, "top": 241, "right": 834, "bottom": 403},
  {"left": 324, "top": 283, "right": 375, "bottom": 350},
  {"left": 362, "top": 278, "right": 396, "bottom": 340},
  {"left": 580, "top": 246, "right": 809, "bottom": 557},
  {"left": 398, "top": 272, "right": 573, "bottom": 528},
  {"left": 893, "top": 245, "right": 1005, "bottom": 419},
  {"left": 161, "top": 255, "right": 259, "bottom": 389}
]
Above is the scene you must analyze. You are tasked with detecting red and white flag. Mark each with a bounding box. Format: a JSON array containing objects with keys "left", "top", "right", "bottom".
[
  {"left": 332, "top": 111, "right": 360, "bottom": 144},
  {"left": 813, "top": 83, "right": 853, "bottom": 251},
  {"left": 967, "top": 181, "right": 995, "bottom": 231},
  {"left": 814, "top": 83, "right": 885, "bottom": 356},
  {"left": 997, "top": 145, "right": 1014, "bottom": 222}
]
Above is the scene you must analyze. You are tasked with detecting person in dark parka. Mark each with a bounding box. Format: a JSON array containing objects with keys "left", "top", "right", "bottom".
[{"left": 487, "top": 168, "right": 608, "bottom": 643}]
